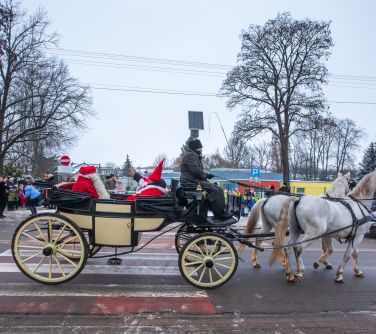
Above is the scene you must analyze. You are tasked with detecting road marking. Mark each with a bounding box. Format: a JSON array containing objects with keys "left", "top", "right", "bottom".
[{"left": 0, "top": 263, "right": 181, "bottom": 276}]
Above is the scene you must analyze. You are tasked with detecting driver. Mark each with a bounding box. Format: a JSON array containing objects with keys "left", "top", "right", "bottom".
[{"left": 180, "top": 139, "right": 232, "bottom": 220}]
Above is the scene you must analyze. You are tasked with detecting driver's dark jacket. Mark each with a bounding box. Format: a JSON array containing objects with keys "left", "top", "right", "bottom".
[
  {"left": 180, "top": 148, "right": 225, "bottom": 215},
  {"left": 180, "top": 149, "right": 206, "bottom": 186}
]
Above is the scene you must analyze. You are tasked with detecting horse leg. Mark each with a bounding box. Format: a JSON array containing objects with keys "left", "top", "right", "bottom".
[
  {"left": 251, "top": 238, "right": 263, "bottom": 269},
  {"left": 284, "top": 232, "right": 300, "bottom": 283},
  {"left": 335, "top": 242, "right": 354, "bottom": 283},
  {"left": 352, "top": 249, "right": 364, "bottom": 278},
  {"left": 314, "top": 236, "right": 333, "bottom": 270}
]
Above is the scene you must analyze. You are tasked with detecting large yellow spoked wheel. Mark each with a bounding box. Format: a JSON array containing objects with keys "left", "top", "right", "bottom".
[
  {"left": 12, "top": 213, "right": 88, "bottom": 285},
  {"left": 178, "top": 232, "right": 238, "bottom": 289}
]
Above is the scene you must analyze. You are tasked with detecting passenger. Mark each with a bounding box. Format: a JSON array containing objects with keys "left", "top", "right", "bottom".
[
  {"left": 71, "top": 166, "right": 110, "bottom": 199},
  {"left": 180, "top": 139, "right": 231, "bottom": 220},
  {"left": 24, "top": 184, "right": 42, "bottom": 216},
  {"left": 127, "top": 159, "right": 168, "bottom": 201},
  {"left": 104, "top": 175, "right": 116, "bottom": 191}
]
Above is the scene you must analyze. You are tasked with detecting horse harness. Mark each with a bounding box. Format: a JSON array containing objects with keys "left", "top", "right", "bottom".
[{"left": 325, "top": 195, "right": 376, "bottom": 244}]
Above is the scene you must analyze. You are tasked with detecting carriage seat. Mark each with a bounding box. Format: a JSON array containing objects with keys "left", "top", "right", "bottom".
[{"left": 48, "top": 188, "right": 92, "bottom": 211}]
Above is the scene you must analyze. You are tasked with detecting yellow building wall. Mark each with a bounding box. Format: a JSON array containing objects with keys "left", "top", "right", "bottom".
[{"left": 288, "top": 181, "right": 332, "bottom": 196}]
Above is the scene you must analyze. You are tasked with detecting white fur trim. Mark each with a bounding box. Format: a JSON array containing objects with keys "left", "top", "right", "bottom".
[
  {"left": 136, "top": 185, "right": 168, "bottom": 195},
  {"left": 82, "top": 173, "right": 110, "bottom": 199}
]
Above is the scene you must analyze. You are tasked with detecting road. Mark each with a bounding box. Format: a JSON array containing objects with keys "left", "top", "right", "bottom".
[{"left": 0, "top": 208, "right": 375, "bottom": 333}]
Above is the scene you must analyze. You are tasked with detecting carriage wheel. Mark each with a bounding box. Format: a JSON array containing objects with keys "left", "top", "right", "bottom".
[
  {"left": 178, "top": 232, "right": 238, "bottom": 289},
  {"left": 175, "top": 224, "right": 198, "bottom": 253},
  {"left": 12, "top": 213, "right": 88, "bottom": 285},
  {"left": 65, "top": 230, "right": 102, "bottom": 259}
]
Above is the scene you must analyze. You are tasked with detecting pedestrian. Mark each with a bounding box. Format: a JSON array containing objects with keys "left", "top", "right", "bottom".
[
  {"left": 24, "top": 184, "right": 42, "bottom": 216},
  {"left": 265, "top": 185, "right": 275, "bottom": 198},
  {"left": 18, "top": 184, "right": 26, "bottom": 208},
  {"left": 279, "top": 181, "right": 290, "bottom": 194},
  {"left": 7, "top": 177, "right": 18, "bottom": 211},
  {"left": 0, "top": 176, "right": 8, "bottom": 218}
]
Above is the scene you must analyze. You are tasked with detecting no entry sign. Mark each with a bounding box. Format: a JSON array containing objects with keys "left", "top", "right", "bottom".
[{"left": 59, "top": 155, "right": 71, "bottom": 166}]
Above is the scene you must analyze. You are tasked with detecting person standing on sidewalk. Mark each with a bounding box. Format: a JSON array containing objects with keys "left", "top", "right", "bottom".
[
  {"left": 24, "top": 184, "right": 42, "bottom": 216},
  {"left": 0, "top": 176, "right": 8, "bottom": 218}
]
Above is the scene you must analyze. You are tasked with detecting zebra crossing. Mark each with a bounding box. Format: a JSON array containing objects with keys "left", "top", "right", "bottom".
[{"left": 0, "top": 229, "right": 217, "bottom": 315}]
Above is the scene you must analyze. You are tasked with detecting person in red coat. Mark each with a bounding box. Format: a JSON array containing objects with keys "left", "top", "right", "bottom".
[
  {"left": 127, "top": 159, "right": 168, "bottom": 201},
  {"left": 72, "top": 166, "right": 110, "bottom": 199}
]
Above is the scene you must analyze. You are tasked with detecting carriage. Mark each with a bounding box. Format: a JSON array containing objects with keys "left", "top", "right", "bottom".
[{"left": 11, "top": 181, "right": 259, "bottom": 289}]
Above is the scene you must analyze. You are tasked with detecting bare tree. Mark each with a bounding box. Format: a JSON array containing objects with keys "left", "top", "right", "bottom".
[
  {"left": 0, "top": 1, "right": 92, "bottom": 173},
  {"left": 220, "top": 13, "right": 333, "bottom": 184},
  {"left": 202, "top": 149, "right": 231, "bottom": 169},
  {"left": 152, "top": 153, "right": 169, "bottom": 168},
  {"left": 223, "top": 132, "right": 250, "bottom": 168},
  {"left": 250, "top": 140, "right": 271, "bottom": 170}
]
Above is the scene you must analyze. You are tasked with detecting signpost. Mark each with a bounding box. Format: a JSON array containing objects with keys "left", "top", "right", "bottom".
[
  {"left": 58, "top": 155, "right": 73, "bottom": 180},
  {"left": 251, "top": 167, "right": 260, "bottom": 178}
]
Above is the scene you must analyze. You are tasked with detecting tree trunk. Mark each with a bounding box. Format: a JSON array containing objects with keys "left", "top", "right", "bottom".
[{"left": 280, "top": 136, "right": 290, "bottom": 184}]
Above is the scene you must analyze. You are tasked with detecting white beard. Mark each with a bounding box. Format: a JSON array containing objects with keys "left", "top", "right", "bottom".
[{"left": 84, "top": 173, "right": 110, "bottom": 199}]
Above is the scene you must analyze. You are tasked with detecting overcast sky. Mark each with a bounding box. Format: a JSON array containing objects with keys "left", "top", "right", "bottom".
[{"left": 22, "top": 0, "right": 376, "bottom": 168}]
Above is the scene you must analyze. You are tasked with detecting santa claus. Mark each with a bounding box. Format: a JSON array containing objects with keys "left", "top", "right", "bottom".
[
  {"left": 127, "top": 159, "right": 168, "bottom": 201},
  {"left": 71, "top": 166, "right": 110, "bottom": 199}
]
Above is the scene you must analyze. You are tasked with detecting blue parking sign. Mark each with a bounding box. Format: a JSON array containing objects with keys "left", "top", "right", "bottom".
[{"left": 251, "top": 167, "right": 260, "bottom": 177}]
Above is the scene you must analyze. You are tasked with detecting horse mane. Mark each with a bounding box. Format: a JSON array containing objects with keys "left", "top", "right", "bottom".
[
  {"left": 325, "top": 175, "right": 348, "bottom": 198},
  {"left": 348, "top": 171, "right": 376, "bottom": 199}
]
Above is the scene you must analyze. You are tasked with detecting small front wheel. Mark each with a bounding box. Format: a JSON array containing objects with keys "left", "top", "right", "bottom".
[
  {"left": 12, "top": 213, "right": 88, "bottom": 285},
  {"left": 178, "top": 232, "right": 238, "bottom": 289},
  {"left": 174, "top": 224, "right": 198, "bottom": 254}
]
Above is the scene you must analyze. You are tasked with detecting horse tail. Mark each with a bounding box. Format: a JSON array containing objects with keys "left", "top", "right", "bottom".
[
  {"left": 238, "top": 199, "right": 265, "bottom": 253},
  {"left": 268, "top": 196, "right": 299, "bottom": 267}
]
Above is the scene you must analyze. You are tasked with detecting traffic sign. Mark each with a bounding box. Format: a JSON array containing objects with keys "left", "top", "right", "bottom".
[
  {"left": 57, "top": 165, "right": 73, "bottom": 174},
  {"left": 59, "top": 155, "right": 71, "bottom": 166},
  {"left": 251, "top": 167, "right": 260, "bottom": 177}
]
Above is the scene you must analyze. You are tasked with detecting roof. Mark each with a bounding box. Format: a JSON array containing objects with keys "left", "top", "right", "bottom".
[{"left": 161, "top": 168, "right": 283, "bottom": 182}]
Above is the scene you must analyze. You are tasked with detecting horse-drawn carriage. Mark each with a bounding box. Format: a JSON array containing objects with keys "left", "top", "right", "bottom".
[{"left": 11, "top": 181, "right": 254, "bottom": 289}]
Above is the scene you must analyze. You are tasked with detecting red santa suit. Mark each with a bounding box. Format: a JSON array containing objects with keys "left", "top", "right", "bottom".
[
  {"left": 127, "top": 159, "right": 167, "bottom": 201},
  {"left": 72, "top": 166, "right": 110, "bottom": 199}
]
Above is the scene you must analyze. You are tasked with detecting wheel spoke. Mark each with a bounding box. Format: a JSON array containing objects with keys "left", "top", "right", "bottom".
[
  {"left": 212, "top": 246, "right": 230, "bottom": 259},
  {"left": 48, "top": 255, "right": 52, "bottom": 279},
  {"left": 213, "top": 266, "right": 224, "bottom": 279},
  {"left": 21, "top": 232, "right": 46, "bottom": 245},
  {"left": 48, "top": 220, "right": 53, "bottom": 242},
  {"left": 186, "top": 251, "right": 204, "bottom": 260},
  {"left": 188, "top": 263, "right": 205, "bottom": 277},
  {"left": 184, "top": 261, "right": 202, "bottom": 266},
  {"left": 204, "top": 239, "right": 209, "bottom": 256},
  {"left": 58, "top": 249, "right": 82, "bottom": 255},
  {"left": 56, "top": 251, "right": 79, "bottom": 268},
  {"left": 53, "top": 225, "right": 66, "bottom": 245},
  {"left": 209, "top": 240, "right": 218, "bottom": 257},
  {"left": 214, "top": 256, "right": 233, "bottom": 261},
  {"left": 33, "top": 256, "right": 46, "bottom": 274},
  {"left": 209, "top": 268, "right": 213, "bottom": 284},
  {"left": 198, "top": 267, "right": 207, "bottom": 283},
  {"left": 17, "top": 245, "right": 44, "bottom": 250},
  {"left": 22, "top": 251, "right": 43, "bottom": 263},
  {"left": 53, "top": 255, "right": 66, "bottom": 277},
  {"left": 57, "top": 235, "right": 79, "bottom": 247},
  {"left": 34, "top": 223, "right": 48, "bottom": 243},
  {"left": 215, "top": 262, "right": 231, "bottom": 269},
  {"left": 194, "top": 243, "right": 206, "bottom": 257}
]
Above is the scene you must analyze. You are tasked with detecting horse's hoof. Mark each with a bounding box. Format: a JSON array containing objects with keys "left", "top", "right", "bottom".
[
  {"left": 355, "top": 272, "right": 365, "bottom": 278},
  {"left": 313, "top": 262, "right": 319, "bottom": 269},
  {"left": 325, "top": 264, "right": 333, "bottom": 270},
  {"left": 253, "top": 263, "right": 261, "bottom": 269},
  {"left": 335, "top": 278, "right": 344, "bottom": 284},
  {"left": 293, "top": 274, "right": 302, "bottom": 283},
  {"left": 287, "top": 278, "right": 295, "bottom": 283}
]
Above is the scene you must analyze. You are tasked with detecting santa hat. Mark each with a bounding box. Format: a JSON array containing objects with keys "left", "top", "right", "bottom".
[
  {"left": 148, "top": 159, "right": 164, "bottom": 182},
  {"left": 79, "top": 165, "right": 97, "bottom": 175}
]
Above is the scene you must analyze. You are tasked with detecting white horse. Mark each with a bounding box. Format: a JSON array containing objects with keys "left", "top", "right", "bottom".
[
  {"left": 270, "top": 170, "right": 376, "bottom": 283},
  {"left": 243, "top": 172, "right": 350, "bottom": 269}
]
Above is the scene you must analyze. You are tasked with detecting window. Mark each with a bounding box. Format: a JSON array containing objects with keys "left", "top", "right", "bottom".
[{"left": 296, "top": 187, "right": 305, "bottom": 194}]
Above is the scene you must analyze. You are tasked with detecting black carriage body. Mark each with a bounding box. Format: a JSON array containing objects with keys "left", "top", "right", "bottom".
[{"left": 49, "top": 189, "right": 172, "bottom": 248}]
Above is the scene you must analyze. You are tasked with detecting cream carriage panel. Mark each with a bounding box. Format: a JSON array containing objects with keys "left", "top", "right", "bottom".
[
  {"left": 134, "top": 218, "right": 165, "bottom": 231},
  {"left": 95, "top": 203, "right": 131, "bottom": 213},
  {"left": 61, "top": 212, "right": 92, "bottom": 229},
  {"left": 94, "top": 217, "right": 132, "bottom": 246}
]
